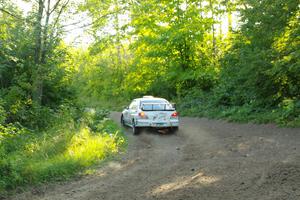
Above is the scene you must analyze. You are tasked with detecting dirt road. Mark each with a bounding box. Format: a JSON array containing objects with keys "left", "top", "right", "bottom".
[{"left": 13, "top": 113, "right": 300, "bottom": 200}]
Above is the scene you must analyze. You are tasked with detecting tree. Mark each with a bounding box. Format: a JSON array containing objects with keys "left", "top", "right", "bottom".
[
  {"left": 0, "top": 0, "right": 75, "bottom": 127},
  {"left": 32, "top": 0, "right": 70, "bottom": 105},
  {"left": 219, "top": 0, "right": 299, "bottom": 107}
]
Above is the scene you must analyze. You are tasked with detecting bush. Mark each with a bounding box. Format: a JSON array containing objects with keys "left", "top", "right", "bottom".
[
  {"left": 177, "top": 90, "right": 300, "bottom": 127},
  {"left": 0, "top": 103, "right": 6, "bottom": 124},
  {"left": 81, "top": 108, "right": 110, "bottom": 131},
  {"left": 0, "top": 108, "right": 125, "bottom": 194},
  {"left": 277, "top": 99, "right": 300, "bottom": 127}
]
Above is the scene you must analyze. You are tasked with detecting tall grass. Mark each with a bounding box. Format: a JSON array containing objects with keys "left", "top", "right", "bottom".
[{"left": 0, "top": 109, "right": 126, "bottom": 194}]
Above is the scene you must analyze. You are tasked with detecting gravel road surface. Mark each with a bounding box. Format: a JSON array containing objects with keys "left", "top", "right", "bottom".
[{"left": 12, "top": 112, "right": 300, "bottom": 200}]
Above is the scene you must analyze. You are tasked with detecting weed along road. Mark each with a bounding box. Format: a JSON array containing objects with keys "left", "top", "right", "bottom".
[{"left": 13, "top": 112, "right": 300, "bottom": 200}]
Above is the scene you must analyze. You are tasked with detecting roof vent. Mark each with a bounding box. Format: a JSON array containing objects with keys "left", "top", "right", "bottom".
[{"left": 143, "top": 95, "right": 154, "bottom": 98}]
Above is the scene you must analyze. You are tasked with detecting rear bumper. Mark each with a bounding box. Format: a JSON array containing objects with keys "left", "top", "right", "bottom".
[{"left": 135, "top": 119, "right": 179, "bottom": 128}]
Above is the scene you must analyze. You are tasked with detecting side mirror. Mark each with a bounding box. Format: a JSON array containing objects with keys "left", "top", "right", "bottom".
[{"left": 124, "top": 106, "right": 129, "bottom": 110}]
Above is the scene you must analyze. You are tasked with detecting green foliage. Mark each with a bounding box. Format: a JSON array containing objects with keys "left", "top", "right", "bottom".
[
  {"left": 77, "top": 0, "right": 299, "bottom": 126},
  {"left": 218, "top": 0, "right": 299, "bottom": 107},
  {"left": 277, "top": 99, "right": 300, "bottom": 126},
  {"left": 0, "top": 108, "right": 125, "bottom": 193},
  {"left": 177, "top": 90, "right": 300, "bottom": 127},
  {"left": 174, "top": 0, "right": 299, "bottom": 127},
  {"left": 0, "top": 0, "right": 128, "bottom": 196},
  {"left": 1, "top": 0, "right": 299, "bottom": 194},
  {"left": 0, "top": 101, "right": 6, "bottom": 124},
  {"left": 78, "top": 0, "right": 222, "bottom": 105},
  {"left": 81, "top": 108, "right": 110, "bottom": 131}
]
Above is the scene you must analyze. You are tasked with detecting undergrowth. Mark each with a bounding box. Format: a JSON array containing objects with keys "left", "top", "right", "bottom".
[
  {"left": 177, "top": 90, "right": 300, "bottom": 127},
  {"left": 0, "top": 107, "right": 126, "bottom": 195}
]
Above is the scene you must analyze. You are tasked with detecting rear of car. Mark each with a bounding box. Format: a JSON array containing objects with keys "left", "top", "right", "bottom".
[
  {"left": 121, "top": 96, "right": 179, "bottom": 134},
  {"left": 135, "top": 101, "right": 179, "bottom": 128}
]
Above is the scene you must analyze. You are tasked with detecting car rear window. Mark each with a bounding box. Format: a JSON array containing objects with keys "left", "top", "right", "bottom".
[{"left": 141, "top": 100, "right": 174, "bottom": 111}]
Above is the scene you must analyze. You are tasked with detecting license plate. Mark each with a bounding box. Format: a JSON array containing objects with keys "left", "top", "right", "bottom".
[
  {"left": 154, "top": 122, "right": 165, "bottom": 127},
  {"left": 158, "top": 114, "right": 166, "bottom": 120}
]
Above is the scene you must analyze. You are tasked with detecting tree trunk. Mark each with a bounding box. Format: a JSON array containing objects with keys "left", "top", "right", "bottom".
[
  {"left": 41, "top": 0, "right": 51, "bottom": 64},
  {"left": 209, "top": 0, "right": 216, "bottom": 58},
  {"left": 226, "top": 0, "right": 233, "bottom": 33},
  {"left": 32, "top": 0, "right": 44, "bottom": 105},
  {"left": 114, "top": 0, "right": 123, "bottom": 84}
]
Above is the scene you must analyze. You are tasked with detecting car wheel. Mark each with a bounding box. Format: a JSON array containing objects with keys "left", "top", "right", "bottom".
[
  {"left": 132, "top": 121, "right": 140, "bottom": 135},
  {"left": 170, "top": 127, "right": 179, "bottom": 133},
  {"left": 120, "top": 115, "right": 125, "bottom": 126}
]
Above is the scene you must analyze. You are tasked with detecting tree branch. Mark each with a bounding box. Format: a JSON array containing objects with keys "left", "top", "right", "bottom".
[
  {"left": 52, "top": 0, "right": 69, "bottom": 29},
  {"left": 50, "top": 0, "right": 62, "bottom": 15},
  {"left": 63, "top": 7, "right": 128, "bottom": 32},
  {"left": 0, "top": 7, "right": 23, "bottom": 20}
]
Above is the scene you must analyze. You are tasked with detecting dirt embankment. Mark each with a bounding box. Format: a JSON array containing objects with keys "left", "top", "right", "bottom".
[{"left": 11, "top": 113, "right": 300, "bottom": 200}]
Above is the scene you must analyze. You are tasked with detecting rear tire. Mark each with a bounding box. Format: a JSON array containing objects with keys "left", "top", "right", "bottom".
[
  {"left": 170, "top": 127, "right": 179, "bottom": 133},
  {"left": 120, "top": 115, "right": 125, "bottom": 126},
  {"left": 132, "top": 121, "right": 141, "bottom": 135}
]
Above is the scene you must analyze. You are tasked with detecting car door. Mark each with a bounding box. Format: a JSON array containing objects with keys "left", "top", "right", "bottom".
[
  {"left": 127, "top": 100, "right": 138, "bottom": 124},
  {"left": 124, "top": 101, "right": 136, "bottom": 123},
  {"left": 123, "top": 105, "right": 130, "bottom": 123}
]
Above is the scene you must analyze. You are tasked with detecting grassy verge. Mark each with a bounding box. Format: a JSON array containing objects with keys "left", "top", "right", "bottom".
[
  {"left": 177, "top": 92, "right": 300, "bottom": 127},
  {"left": 0, "top": 108, "right": 126, "bottom": 196}
]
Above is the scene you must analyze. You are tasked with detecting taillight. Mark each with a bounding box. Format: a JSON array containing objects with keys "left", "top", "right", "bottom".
[
  {"left": 138, "top": 112, "right": 148, "bottom": 119},
  {"left": 171, "top": 112, "right": 179, "bottom": 117}
]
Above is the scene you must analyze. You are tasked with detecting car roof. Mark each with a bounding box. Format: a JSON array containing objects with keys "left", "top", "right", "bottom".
[{"left": 133, "top": 97, "right": 168, "bottom": 102}]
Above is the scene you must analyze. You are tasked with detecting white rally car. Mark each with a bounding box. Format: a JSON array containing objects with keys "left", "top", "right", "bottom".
[{"left": 121, "top": 96, "right": 179, "bottom": 134}]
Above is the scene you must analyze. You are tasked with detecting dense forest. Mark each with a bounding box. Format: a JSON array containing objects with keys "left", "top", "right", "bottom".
[
  {"left": 0, "top": 0, "right": 299, "bottom": 194},
  {"left": 75, "top": 0, "right": 299, "bottom": 125}
]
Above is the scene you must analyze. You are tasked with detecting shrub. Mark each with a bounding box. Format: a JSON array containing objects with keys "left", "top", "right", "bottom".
[
  {"left": 277, "top": 99, "right": 300, "bottom": 127},
  {"left": 0, "top": 103, "right": 6, "bottom": 124},
  {"left": 81, "top": 108, "right": 110, "bottom": 131},
  {"left": 177, "top": 90, "right": 300, "bottom": 127},
  {"left": 0, "top": 108, "right": 125, "bottom": 193}
]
